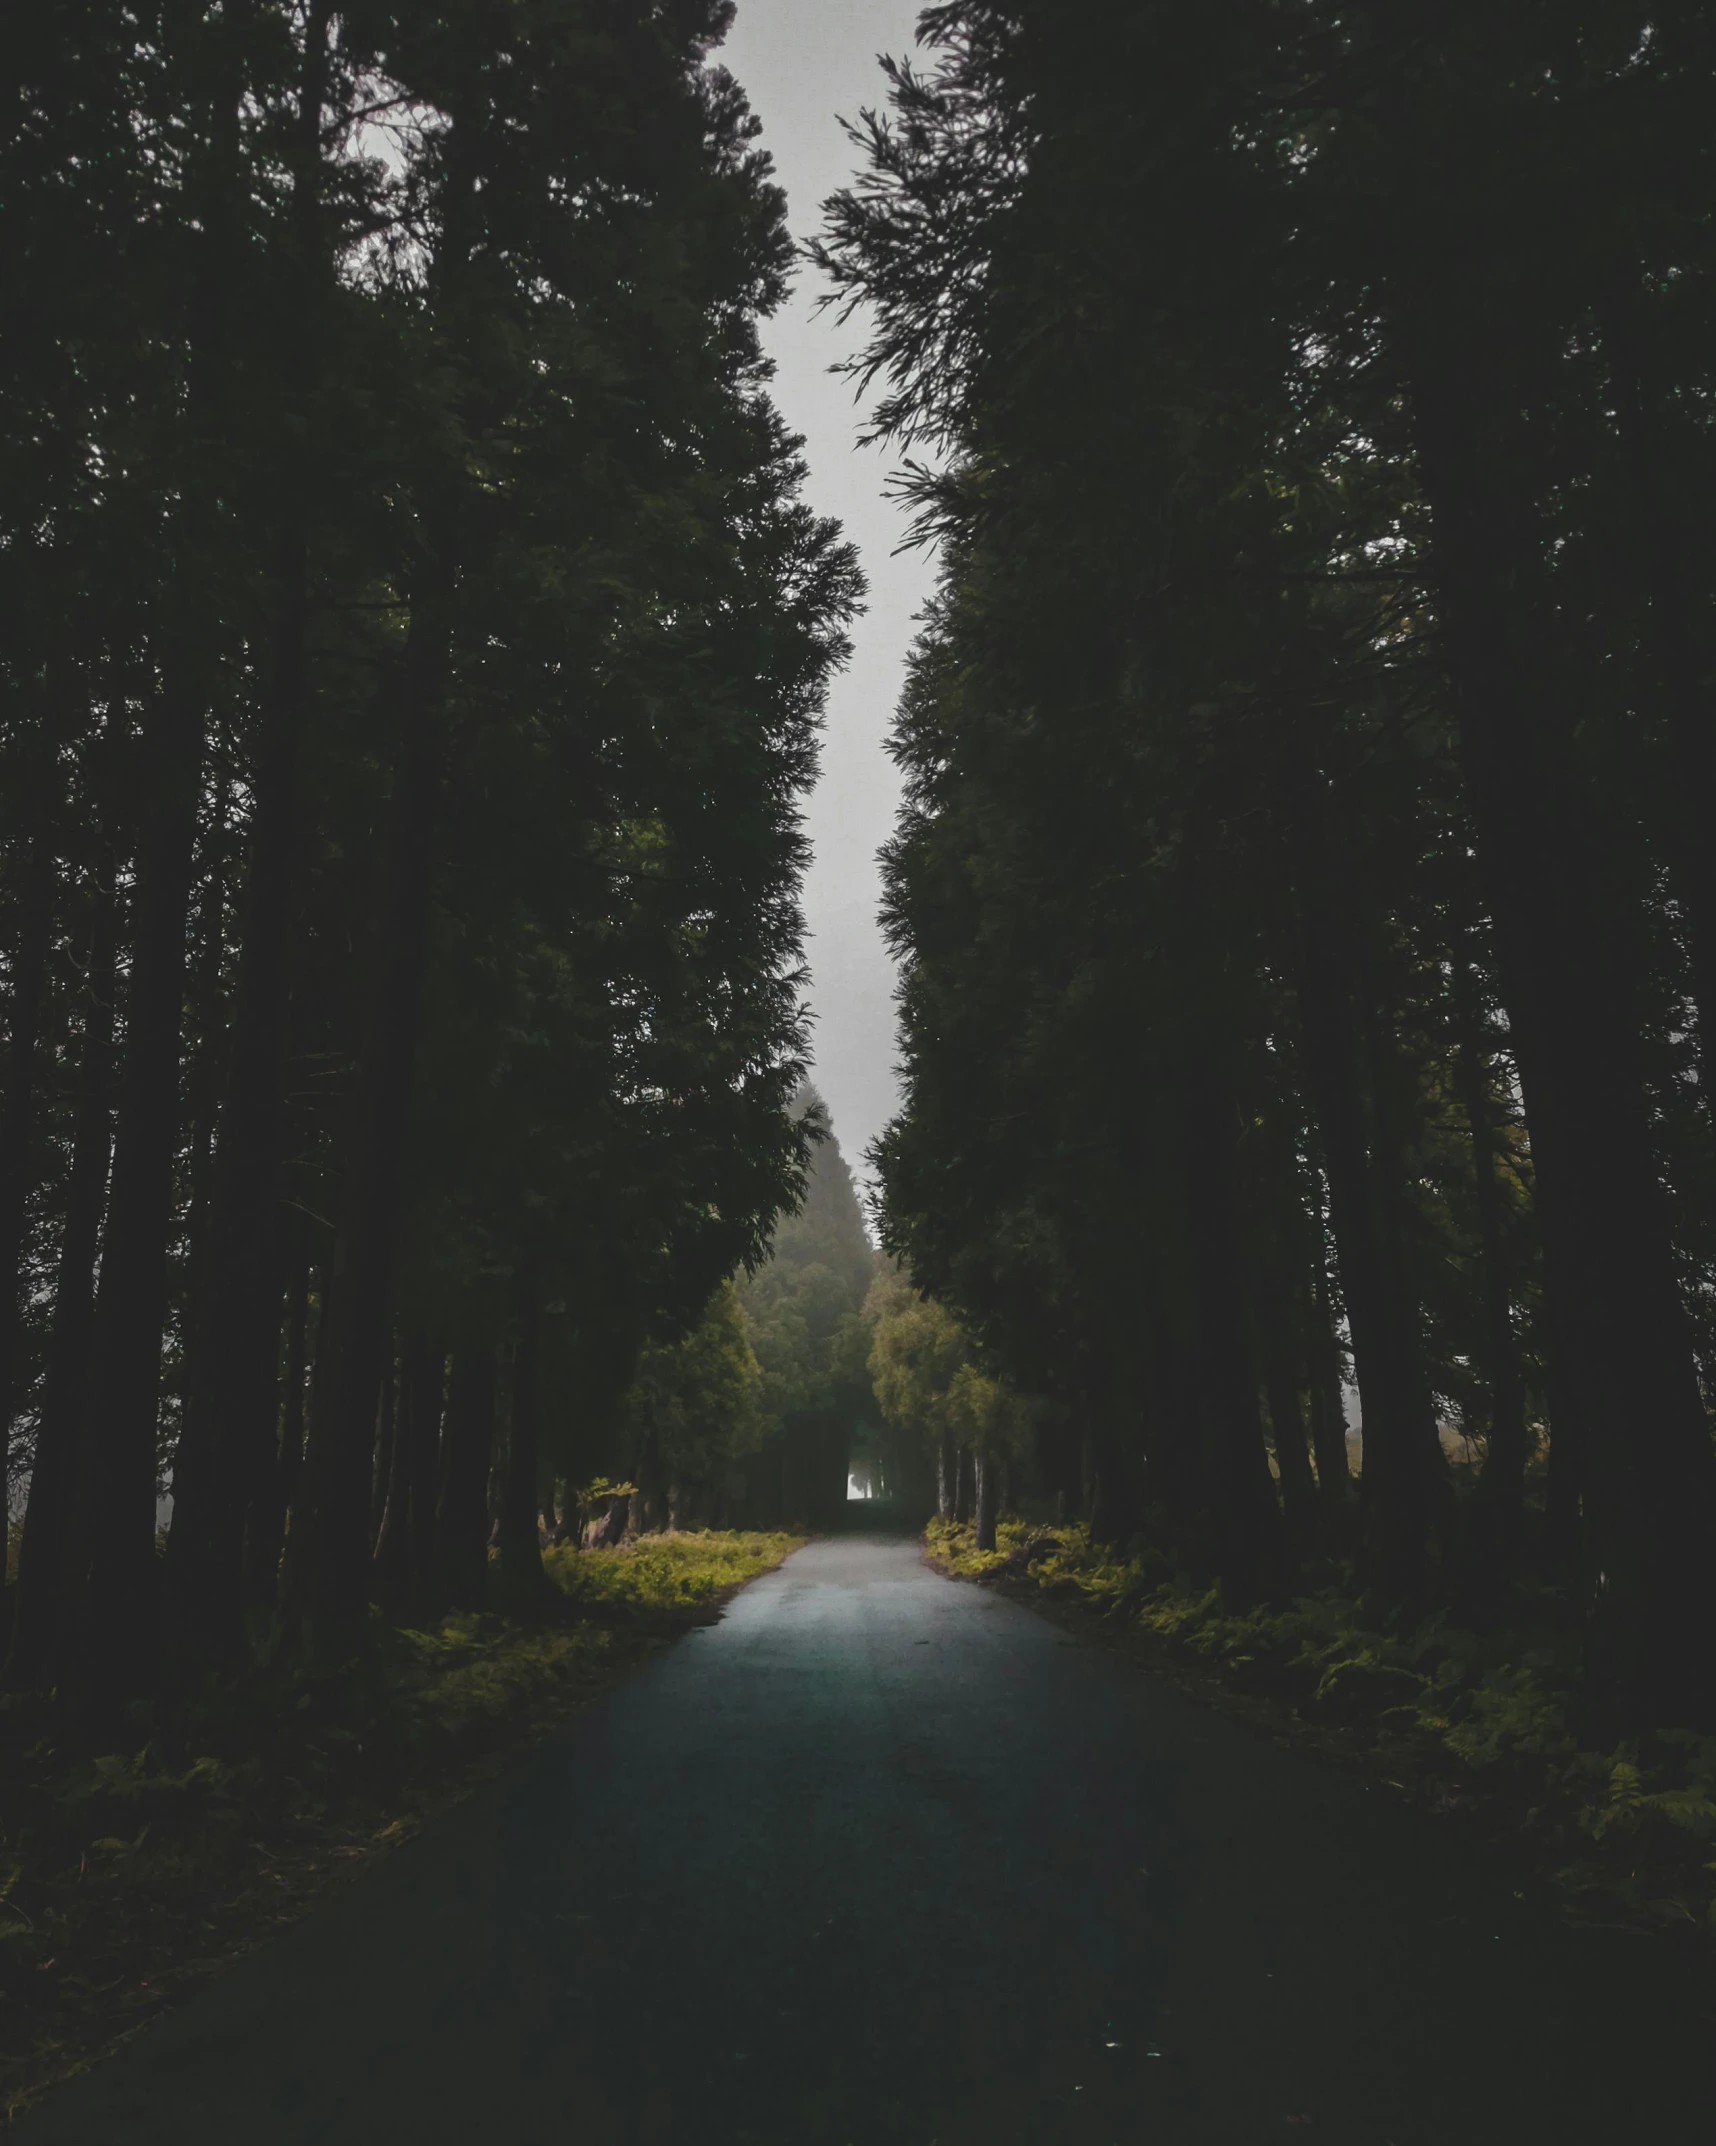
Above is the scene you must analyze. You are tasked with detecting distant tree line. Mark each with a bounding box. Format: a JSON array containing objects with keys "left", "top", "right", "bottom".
[
  {"left": 586, "top": 1088, "right": 883, "bottom": 1536},
  {"left": 821, "top": 1, "right": 1716, "bottom": 1732},
  {"left": 0, "top": 0, "right": 859, "bottom": 1707}
]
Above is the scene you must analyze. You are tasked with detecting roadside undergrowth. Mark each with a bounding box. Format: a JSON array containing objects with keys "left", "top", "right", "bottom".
[
  {"left": 0, "top": 1529, "right": 801, "bottom": 2123},
  {"left": 926, "top": 1517, "right": 1716, "bottom": 1941}
]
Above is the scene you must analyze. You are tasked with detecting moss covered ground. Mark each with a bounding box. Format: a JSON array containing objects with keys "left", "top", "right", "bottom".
[
  {"left": 0, "top": 1530, "right": 801, "bottom": 2120},
  {"left": 926, "top": 1516, "right": 1716, "bottom": 1942}
]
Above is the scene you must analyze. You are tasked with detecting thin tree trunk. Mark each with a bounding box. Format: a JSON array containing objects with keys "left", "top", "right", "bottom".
[
  {"left": 973, "top": 1450, "right": 997, "bottom": 1552},
  {"left": 434, "top": 1346, "right": 497, "bottom": 1611},
  {"left": 405, "top": 1343, "right": 444, "bottom": 1612},
  {"left": 0, "top": 836, "right": 57, "bottom": 1480},
  {"left": 496, "top": 1269, "right": 544, "bottom": 1587},
  {"left": 935, "top": 1431, "right": 955, "bottom": 1520},
  {"left": 374, "top": 1334, "right": 442, "bottom": 1619},
  {"left": 245, "top": 1213, "right": 311, "bottom": 1607},
  {"left": 1450, "top": 944, "right": 1529, "bottom": 1568},
  {"left": 175, "top": 760, "right": 233, "bottom": 1380},
  {"left": 370, "top": 1350, "right": 397, "bottom": 1556},
  {"left": 1306, "top": 1233, "right": 1350, "bottom": 1505},
  {"left": 5, "top": 850, "right": 116, "bottom": 1686}
]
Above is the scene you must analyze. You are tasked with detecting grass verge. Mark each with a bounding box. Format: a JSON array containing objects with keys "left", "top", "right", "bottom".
[
  {"left": 926, "top": 1516, "right": 1716, "bottom": 1941},
  {"left": 0, "top": 1529, "right": 801, "bottom": 2122}
]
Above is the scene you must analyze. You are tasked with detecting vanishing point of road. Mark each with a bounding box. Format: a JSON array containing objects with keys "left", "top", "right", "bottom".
[{"left": 14, "top": 1533, "right": 1710, "bottom": 2144}]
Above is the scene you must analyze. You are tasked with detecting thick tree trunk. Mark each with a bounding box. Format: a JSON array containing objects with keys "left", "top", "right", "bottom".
[
  {"left": 1407, "top": 311, "right": 1716, "bottom": 1725},
  {"left": 6, "top": 853, "right": 117, "bottom": 1686},
  {"left": 433, "top": 1347, "right": 497, "bottom": 1611}
]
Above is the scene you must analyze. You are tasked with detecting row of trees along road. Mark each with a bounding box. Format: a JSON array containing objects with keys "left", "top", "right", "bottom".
[
  {"left": 0, "top": 1, "right": 859, "bottom": 1710},
  {"left": 820, "top": 1, "right": 1716, "bottom": 1735}
]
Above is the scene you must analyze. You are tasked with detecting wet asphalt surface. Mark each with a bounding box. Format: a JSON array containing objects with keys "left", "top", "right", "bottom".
[{"left": 13, "top": 1533, "right": 1711, "bottom": 2144}]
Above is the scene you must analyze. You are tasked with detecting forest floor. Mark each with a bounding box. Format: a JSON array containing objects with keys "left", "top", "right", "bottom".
[
  {"left": 925, "top": 1516, "right": 1716, "bottom": 1942},
  {"left": 0, "top": 1529, "right": 801, "bottom": 2122}
]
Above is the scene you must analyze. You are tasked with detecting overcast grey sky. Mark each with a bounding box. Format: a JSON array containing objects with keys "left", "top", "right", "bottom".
[{"left": 720, "top": 0, "right": 933, "bottom": 1182}]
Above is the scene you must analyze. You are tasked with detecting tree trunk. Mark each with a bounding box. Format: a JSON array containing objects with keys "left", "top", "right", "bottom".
[
  {"left": 1289, "top": 811, "right": 1439, "bottom": 1603},
  {"left": 63, "top": 15, "right": 251, "bottom": 1702},
  {"left": 0, "top": 835, "right": 56, "bottom": 1493},
  {"left": 1265, "top": 1363, "right": 1319, "bottom": 1556},
  {"left": 935, "top": 1431, "right": 955, "bottom": 1520},
  {"left": 374, "top": 1334, "right": 443, "bottom": 1620},
  {"left": 69, "top": 662, "right": 206, "bottom": 1702},
  {"left": 1406, "top": 303, "right": 1716, "bottom": 1725},
  {"left": 245, "top": 1216, "right": 311, "bottom": 1607},
  {"left": 1181, "top": 1064, "right": 1286, "bottom": 1609},
  {"left": 1306, "top": 1234, "right": 1350, "bottom": 1506},
  {"left": 370, "top": 1351, "right": 397, "bottom": 1557},
  {"left": 280, "top": 543, "right": 456, "bottom": 1656},
  {"left": 5, "top": 850, "right": 116, "bottom": 1686},
  {"left": 973, "top": 1450, "right": 997, "bottom": 1552},
  {"left": 165, "top": 0, "right": 331, "bottom": 1678},
  {"left": 952, "top": 1444, "right": 973, "bottom": 1524},
  {"left": 1601, "top": 280, "right": 1716, "bottom": 1101},
  {"left": 1450, "top": 942, "right": 1529, "bottom": 1573},
  {"left": 433, "top": 1346, "right": 497, "bottom": 1611},
  {"left": 175, "top": 760, "right": 233, "bottom": 1395},
  {"left": 495, "top": 1261, "right": 542, "bottom": 1588}
]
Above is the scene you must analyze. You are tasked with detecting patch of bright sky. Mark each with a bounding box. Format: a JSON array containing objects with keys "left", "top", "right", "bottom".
[{"left": 721, "top": 0, "right": 936, "bottom": 1189}]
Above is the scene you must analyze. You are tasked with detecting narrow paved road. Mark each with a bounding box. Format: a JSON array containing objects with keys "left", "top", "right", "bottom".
[{"left": 16, "top": 1538, "right": 1709, "bottom": 2144}]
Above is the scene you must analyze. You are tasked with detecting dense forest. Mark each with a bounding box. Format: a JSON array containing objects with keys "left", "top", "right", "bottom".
[
  {"left": 819, "top": 1, "right": 1716, "bottom": 1740},
  {"left": 0, "top": 0, "right": 863, "bottom": 1711},
  {"left": 6, "top": 7, "right": 1716, "bottom": 2123}
]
